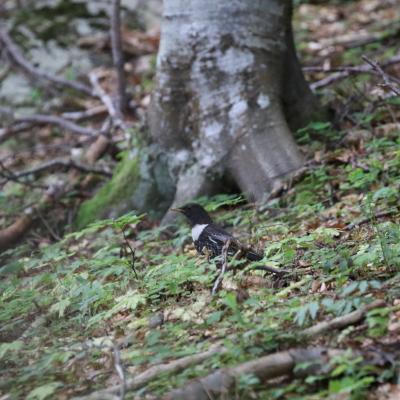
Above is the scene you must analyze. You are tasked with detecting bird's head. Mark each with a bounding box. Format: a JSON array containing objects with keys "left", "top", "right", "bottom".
[{"left": 171, "top": 203, "right": 213, "bottom": 226}]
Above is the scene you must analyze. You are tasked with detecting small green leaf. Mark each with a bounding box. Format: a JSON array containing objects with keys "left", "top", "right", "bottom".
[{"left": 27, "top": 382, "right": 62, "bottom": 400}]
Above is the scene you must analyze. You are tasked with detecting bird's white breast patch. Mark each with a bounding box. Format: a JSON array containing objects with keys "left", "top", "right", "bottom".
[{"left": 191, "top": 224, "right": 208, "bottom": 241}]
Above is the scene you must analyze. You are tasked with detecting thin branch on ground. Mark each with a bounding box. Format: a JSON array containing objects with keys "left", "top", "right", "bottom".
[
  {"left": 361, "top": 55, "right": 400, "bottom": 96},
  {"left": 0, "top": 28, "right": 93, "bottom": 96},
  {"left": 0, "top": 122, "right": 33, "bottom": 144},
  {"left": 8, "top": 158, "right": 112, "bottom": 179},
  {"left": 211, "top": 240, "right": 231, "bottom": 295},
  {"left": 110, "top": 0, "right": 127, "bottom": 114},
  {"left": 299, "top": 299, "right": 386, "bottom": 338},
  {"left": 247, "top": 264, "right": 289, "bottom": 276},
  {"left": 0, "top": 160, "right": 48, "bottom": 189},
  {"left": 113, "top": 344, "right": 126, "bottom": 400},
  {"left": 164, "top": 347, "right": 343, "bottom": 400},
  {"left": 75, "top": 345, "right": 227, "bottom": 400},
  {"left": 89, "top": 72, "right": 129, "bottom": 131},
  {"left": 61, "top": 105, "right": 108, "bottom": 121},
  {"left": 78, "top": 299, "right": 387, "bottom": 399},
  {"left": 306, "top": 53, "right": 400, "bottom": 91},
  {"left": 345, "top": 209, "right": 398, "bottom": 230},
  {"left": 0, "top": 107, "right": 98, "bottom": 137},
  {"left": 0, "top": 182, "right": 65, "bottom": 251}
]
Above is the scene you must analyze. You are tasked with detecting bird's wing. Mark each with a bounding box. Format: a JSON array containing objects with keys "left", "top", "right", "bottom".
[
  {"left": 206, "top": 224, "right": 263, "bottom": 261},
  {"left": 204, "top": 224, "right": 234, "bottom": 242}
]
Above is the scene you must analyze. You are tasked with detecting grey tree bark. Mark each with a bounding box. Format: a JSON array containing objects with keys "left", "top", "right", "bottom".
[{"left": 148, "top": 0, "right": 320, "bottom": 220}]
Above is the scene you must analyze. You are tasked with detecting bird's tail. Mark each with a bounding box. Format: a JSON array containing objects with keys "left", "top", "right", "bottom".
[{"left": 246, "top": 249, "right": 263, "bottom": 261}]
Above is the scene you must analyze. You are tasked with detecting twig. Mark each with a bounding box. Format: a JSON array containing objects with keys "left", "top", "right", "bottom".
[
  {"left": 307, "top": 53, "right": 400, "bottom": 91},
  {"left": 248, "top": 265, "right": 289, "bottom": 276},
  {"left": 113, "top": 345, "right": 126, "bottom": 400},
  {"left": 0, "top": 122, "right": 33, "bottom": 143},
  {"left": 0, "top": 160, "right": 47, "bottom": 189},
  {"left": 8, "top": 158, "right": 112, "bottom": 179},
  {"left": 0, "top": 28, "right": 93, "bottom": 96},
  {"left": 0, "top": 107, "right": 98, "bottom": 137},
  {"left": 211, "top": 240, "right": 231, "bottom": 295},
  {"left": 299, "top": 299, "right": 386, "bottom": 338},
  {"left": 0, "top": 182, "right": 65, "bottom": 251},
  {"left": 345, "top": 209, "right": 398, "bottom": 230},
  {"left": 110, "top": 0, "right": 127, "bottom": 114},
  {"left": 61, "top": 105, "right": 108, "bottom": 121},
  {"left": 75, "top": 345, "right": 227, "bottom": 400},
  {"left": 78, "top": 299, "right": 388, "bottom": 399},
  {"left": 361, "top": 55, "right": 400, "bottom": 96},
  {"left": 89, "top": 72, "right": 129, "bottom": 131},
  {"left": 164, "top": 347, "right": 343, "bottom": 400}
]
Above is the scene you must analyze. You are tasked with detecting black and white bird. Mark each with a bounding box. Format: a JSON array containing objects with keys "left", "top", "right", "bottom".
[{"left": 172, "top": 203, "right": 263, "bottom": 262}]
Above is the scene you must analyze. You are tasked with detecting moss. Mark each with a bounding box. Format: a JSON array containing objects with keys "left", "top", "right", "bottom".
[{"left": 75, "top": 152, "right": 140, "bottom": 229}]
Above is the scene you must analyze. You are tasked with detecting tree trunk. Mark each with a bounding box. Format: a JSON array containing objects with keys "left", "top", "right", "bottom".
[{"left": 149, "top": 0, "right": 320, "bottom": 218}]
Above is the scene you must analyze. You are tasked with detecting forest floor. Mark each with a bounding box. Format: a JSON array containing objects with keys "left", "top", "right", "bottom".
[{"left": 1, "top": 0, "right": 400, "bottom": 399}]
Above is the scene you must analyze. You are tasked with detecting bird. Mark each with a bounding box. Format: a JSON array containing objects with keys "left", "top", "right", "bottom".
[{"left": 171, "top": 203, "right": 263, "bottom": 262}]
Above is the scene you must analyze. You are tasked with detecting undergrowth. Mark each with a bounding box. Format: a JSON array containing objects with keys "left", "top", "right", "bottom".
[{"left": 2, "top": 130, "right": 400, "bottom": 399}]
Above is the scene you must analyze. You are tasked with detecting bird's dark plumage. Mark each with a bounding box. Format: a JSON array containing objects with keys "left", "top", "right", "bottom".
[{"left": 172, "top": 203, "right": 263, "bottom": 261}]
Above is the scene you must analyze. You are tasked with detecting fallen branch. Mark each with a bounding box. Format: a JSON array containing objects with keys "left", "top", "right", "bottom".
[
  {"left": 75, "top": 345, "right": 227, "bottom": 400},
  {"left": 299, "top": 299, "right": 386, "bottom": 338},
  {"left": 113, "top": 344, "right": 126, "bottom": 400},
  {"left": 345, "top": 209, "right": 398, "bottom": 231},
  {"left": 246, "top": 264, "right": 289, "bottom": 277},
  {"left": 0, "top": 160, "right": 47, "bottom": 189},
  {"left": 9, "top": 158, "right": 112, "bottom": 179},
  {"left": 0, "top": 122, "right": 33, "bottom": 144},
  {"left": 78, "top": 298, "right": 387, "bottom": 399},
  {"left": 0, "top": 124, "right": 111, "bottom": 250},
  {"left": 164, "top": 347, "right": 342, "bottom": 400},
  {"left": 0, "top": 183, "right": 65, "bottom": 251},
  {"left": 361, "top": 55, "right": 400, "bottom": 96},
  {"left": 0, "top": 107, "right": 98, "bottom": 137},
  {"left": 61, "top": 105, "right": 108, "bottom": 121},
  {"left": 89, "top": 72, "right": 129, "bottom": 131},
  {"left": 0, "top": 28, "right": 93, "bottom": 96},
  {"left": 307, "top": 53, "right": 400, "bottom": 90}
]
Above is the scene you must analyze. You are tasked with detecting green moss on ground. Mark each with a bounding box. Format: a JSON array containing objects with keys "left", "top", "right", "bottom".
[{"left": 75, "top": 152, "right": 139, "bottom": 229}]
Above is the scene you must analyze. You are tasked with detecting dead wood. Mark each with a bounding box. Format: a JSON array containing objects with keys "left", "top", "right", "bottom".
[
  {"left": 345, "top": 209, "right": 398, "bottom": 231},
  {"left": 76, "top": 297, "right": 386, "bottom": 399},
  {"left": 300, "top": 299, "right": 386, "bottom": 338},
  {"left": 10, "top": 158, "right": 112, "bottom": 179},
  {"left": 163, "top": 347, "right": 342, "bottom": 400},
  {"left": 0, "top": 122, "right": 33, "bottom": 144},
  {"left": 0, "top": 28, "right": 93, "bottom": 96},
  {"left": 307, "top": 53, "right": 400, "bottom": 91},
  {"left": 0, "top": 184, "right": 64, "bottom": 252},
  {"left": 75, "top": 345, "right": 227, "bottom": 400},
  {"left": 0, "top": 107, "right": 98, "bottom": 137},
  {"left": 89, "top": 72, "right": 129, "bottom": 131},
  {"left": 361, "top": 55, "right": 400, "bottom": 96},
  {"left": 85, "top": 135, "right": 112, "bottom": 165},
  {"left": 61, "top": 106, "right": 108, "bottom": 122}
]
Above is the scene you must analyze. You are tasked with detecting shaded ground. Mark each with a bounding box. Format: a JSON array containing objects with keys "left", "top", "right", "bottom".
[{"left": 1, "top": 0, "right": 400, "bottom": 399}]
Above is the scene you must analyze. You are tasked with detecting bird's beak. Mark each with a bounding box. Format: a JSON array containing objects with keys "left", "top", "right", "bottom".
[{"left": 171, "top": 207, "right": 183, "bottom": 213}]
